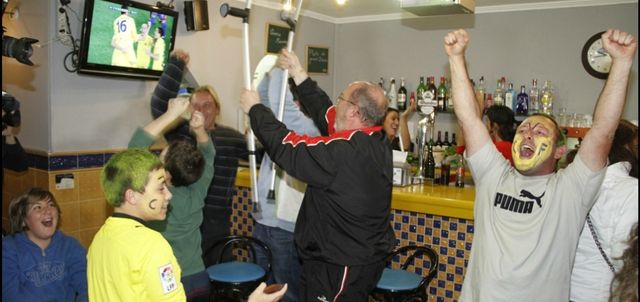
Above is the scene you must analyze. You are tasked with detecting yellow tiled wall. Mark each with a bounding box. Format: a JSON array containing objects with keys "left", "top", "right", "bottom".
[{"left": 3, "top": 167, "right": 112, "bottom": 249}]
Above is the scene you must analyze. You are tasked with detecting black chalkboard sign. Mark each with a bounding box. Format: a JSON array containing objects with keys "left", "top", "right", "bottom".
[
  {"left": 266, "top": 23, "right": 289, "bottom": 54},
  {"left": 306, "top": 46, "right": 329, "bottom": 74}
]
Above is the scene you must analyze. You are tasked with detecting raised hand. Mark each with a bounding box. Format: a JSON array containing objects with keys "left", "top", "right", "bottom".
[
  {"left": 166, "top": 96, "right": 191, "bottom": 119},
  {"left": 444, "top": 29, "right": 470, "bottom": 57},
  {"left": 170, "top": 49, "right": 190, "bottom": 65},
  {"left": 277, "top": 49, "right": 307, "bottom": 83},
  {"left": 240, "top": 89, "right": 260, "bottom": 114},
  {"left": 601, "top": 29, "right": 637, "bottom": 63}
]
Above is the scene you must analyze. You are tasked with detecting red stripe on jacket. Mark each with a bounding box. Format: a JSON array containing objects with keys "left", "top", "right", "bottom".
[{"left": 282, "top": 111, "right": 383, "bottom": 148}]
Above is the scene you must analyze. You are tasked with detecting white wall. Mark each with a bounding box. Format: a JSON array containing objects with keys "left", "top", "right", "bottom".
[
  {"left": 3, "top": 1, "right": 637, "bottom": 152},
  {"left": 333, "top": 3, "right": 639, "bottom": 140}
]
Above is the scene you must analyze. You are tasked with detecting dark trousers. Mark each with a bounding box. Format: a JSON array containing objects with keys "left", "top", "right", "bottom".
[
  {"left": 182, "top": 270, "right": 210, "bottom": 302},
  {"left": 253, "top": 223, "right": 301, "bottom": 302},
  {"left": 300, "top": 259, "right": 385, "bottom": 302}
]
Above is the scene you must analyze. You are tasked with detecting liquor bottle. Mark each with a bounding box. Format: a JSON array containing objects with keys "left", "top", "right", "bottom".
[
  {"left": 475, "top": 76, "right": 486, "bottom": 106},
  {"left": 486, "top": 93, "right": 493, "bottom": 109},
  {"left": 505, "top": 82, "right": 515, "bottom": 111},
  {"left": 425, "top": 76, "right": 437, "bottom": 110},
  {"left": 388, "top": 78, "right": 398, "bottom": 109},
  {"left": 455, "top": 165, "right": 465, "bottom": 187},
  {"left": 424, "top": 143, "right": 436, "bottom": 179},
  {"left": 397, "top": 77, "right": 408, "bottom": 111},
  {"left": 416, "top": 76, "right": 428, "bottom": 114},
  {"left": 444, "top": 131, "right": 451, "bottom": 146},
  {"left": 436, "top": 77, "right": 447, "bottom": 112},
  {"left": 493, "top": 79, "right": 504, "bottom": 106},
  {"left": 445, "top": 77, "right": 454, "bottom": 112},
  {"left": 529, "top": 79, "right": 540, "bottom": 114},
  {"left": 540, "top": 80, "right": 554, "bottom": 115},
  {"left": 378, "top": 77, "right": 386, "bottom": 97},
  {"left": 451, "top": 133, "right": 457, "bottom": 146},
  {"left": 516, "top": 85, "right": 529, "bottom": 115},
  {"left": 433, "top": 130, "right": 444, "bottom": 168}
]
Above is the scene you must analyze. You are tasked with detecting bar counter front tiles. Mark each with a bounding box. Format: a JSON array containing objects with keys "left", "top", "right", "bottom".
[{"left": 233, "top": 169, "right": 475, "bottom": 302}]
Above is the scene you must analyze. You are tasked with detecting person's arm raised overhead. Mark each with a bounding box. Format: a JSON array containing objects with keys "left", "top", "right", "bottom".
[
  {"left": 578, "top": 29, "right": 637, "bottom": 171},
  {"left": 444, "top": 29, "right": 490, "bottom": 156},
  {"left": 143, "top": 97, "right": 190, "bottom": 138},
  {"left": 278, "top": 49, "right": 308, "bottom": 85},
  {"left": 399, "top": 96, "right": 416, "bottom": 151}
]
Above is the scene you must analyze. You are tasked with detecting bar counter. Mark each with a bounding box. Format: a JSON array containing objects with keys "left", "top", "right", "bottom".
[{"left": 235, "top": 168, "right": 476, "bottom": 220}]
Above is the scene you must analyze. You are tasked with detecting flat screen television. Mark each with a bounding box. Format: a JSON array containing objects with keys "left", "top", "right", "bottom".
[{"left": 77, "top": 0, "right": 179, "bottom": 80}]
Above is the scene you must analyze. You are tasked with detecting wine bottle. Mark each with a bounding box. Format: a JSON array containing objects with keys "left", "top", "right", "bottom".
[
  {"left": 451, "top": 133, "right": 457, "bottom": 147},
  {"left": 425, "top": 143, "right": 436, "bottom": 179},
  {"left": 433, "top": 130, "right": 444, "bottom": 168},
  {"left": 416, "top": 76, "right": 428, "bottom": 114},
  {"left": 516, "top": 85, "right": 529, "bottom": 115},
  {"left": 378, "top": 77, "right": 387, "bottom": 97},
  {"left": 397, "top": 77, "right": 408, "bottom": 111},
  {"left": 444, "top": 131, "right": 451, "bottom": 147},
  {"left": 388, "top": 78, "right": 398, "bottom": 109},
  {"left": 425, "top": 76, "right": 437, "bottom": 110}
]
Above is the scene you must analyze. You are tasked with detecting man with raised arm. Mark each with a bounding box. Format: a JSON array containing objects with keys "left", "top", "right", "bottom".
[
  {"left": 239, "top": 49, "right": 395, "bottom": 301},
  {"left": 444, "top": 29, "right": 636, "bottom": 301}
]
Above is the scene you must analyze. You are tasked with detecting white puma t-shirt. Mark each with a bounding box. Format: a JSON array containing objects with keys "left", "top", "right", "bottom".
[{"left": 459, "top": 142, "right": 605, "bottom": 302}]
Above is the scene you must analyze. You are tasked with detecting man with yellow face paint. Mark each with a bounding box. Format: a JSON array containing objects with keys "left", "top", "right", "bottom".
[{"left": 444, "top": 28, "right": 637, "bottom": 302}]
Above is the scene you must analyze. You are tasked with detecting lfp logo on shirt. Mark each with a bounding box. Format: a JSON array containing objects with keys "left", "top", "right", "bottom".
[{"left": 159, "top": 263, "right": 178, "bottom": 294}]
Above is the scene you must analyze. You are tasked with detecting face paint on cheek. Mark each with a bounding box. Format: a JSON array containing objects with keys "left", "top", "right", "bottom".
[
  {"left": 513, "top": 135, "right": 554, "bottom": 171},
  {"left": 148, "top": 199, "right": 157, "bottom": 210}
]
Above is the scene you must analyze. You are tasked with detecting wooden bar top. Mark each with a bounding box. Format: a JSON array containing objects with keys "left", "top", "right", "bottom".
[{"left": 236, "top": 168, "right": 475, "bottom": 220}]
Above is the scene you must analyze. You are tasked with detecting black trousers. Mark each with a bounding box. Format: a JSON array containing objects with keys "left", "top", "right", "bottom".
[{"left": 300, "top": 259, "right": 385, "bottom": 302}]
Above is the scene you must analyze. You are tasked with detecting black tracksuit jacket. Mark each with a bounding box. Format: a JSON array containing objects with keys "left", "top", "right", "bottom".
[{"left": 249, "top": 77, "right": 396, "bottom": 266}]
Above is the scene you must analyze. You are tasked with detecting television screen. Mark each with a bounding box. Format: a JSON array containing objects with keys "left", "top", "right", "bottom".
[{"left": 77, "top": 0, "right": 178, "bottom": 80}]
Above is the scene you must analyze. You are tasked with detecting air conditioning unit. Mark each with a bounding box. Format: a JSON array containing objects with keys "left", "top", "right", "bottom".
[{"left": 401, "top": 0, "right": 475, "bottom": 16}]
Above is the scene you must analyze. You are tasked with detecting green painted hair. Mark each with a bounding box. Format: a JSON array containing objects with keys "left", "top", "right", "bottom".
[{"left": 101, "top": 148, "right": 163, "bottom": 207}]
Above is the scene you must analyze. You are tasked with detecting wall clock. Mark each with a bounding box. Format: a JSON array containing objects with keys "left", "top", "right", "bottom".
[{"left": 581, "top": 31, "right": 611, "bottom": 80}]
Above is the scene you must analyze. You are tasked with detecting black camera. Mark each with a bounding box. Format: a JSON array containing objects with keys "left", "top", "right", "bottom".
[
  {"left": 2, "top": 91, "right": 21, "bottom": 129},
  {"left": 2, "top": 34, "right": 38, "bottom": 66},
  {"left": 2, "top": 0, "right": 38, "bottom": 65}
]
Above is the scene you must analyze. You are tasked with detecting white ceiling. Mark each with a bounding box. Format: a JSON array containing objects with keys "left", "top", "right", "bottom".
[{"left": 252, "top": 0, "right": 637, "bottom": 23}]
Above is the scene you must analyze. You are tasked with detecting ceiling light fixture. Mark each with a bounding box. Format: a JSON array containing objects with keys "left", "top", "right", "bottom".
[
  {"left": 336, "top": 0, "right": 346, "bottom": 6},
  {"left": 283, "top": 0, "right": 292, "bottom": 11}
]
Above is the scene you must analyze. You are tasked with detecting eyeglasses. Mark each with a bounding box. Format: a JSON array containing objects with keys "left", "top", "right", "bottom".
[{"left": 337, "top": 95, "right": 358, "bottom": 107}]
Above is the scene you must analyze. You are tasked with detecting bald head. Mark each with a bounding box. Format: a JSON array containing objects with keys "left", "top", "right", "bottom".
[{"left": 347, "top": 81, "right": 388, "bottom": 126}]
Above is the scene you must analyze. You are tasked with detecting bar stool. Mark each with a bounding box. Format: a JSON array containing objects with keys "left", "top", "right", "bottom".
[
  {"left": 370, "top": 245, "right": 439, "bottom": 302},
  {"left": 203, "top": 235, "right": 272, "bottom": 301}
]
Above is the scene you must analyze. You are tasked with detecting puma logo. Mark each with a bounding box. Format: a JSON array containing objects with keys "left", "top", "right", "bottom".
[{"left": 520, "top": 189, "right": 545, "bottom": 208}]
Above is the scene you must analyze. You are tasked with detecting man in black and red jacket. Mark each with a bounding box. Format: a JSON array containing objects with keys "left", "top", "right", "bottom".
[{"left": 240, "top": 49, "right": 396, "bottom": 301}]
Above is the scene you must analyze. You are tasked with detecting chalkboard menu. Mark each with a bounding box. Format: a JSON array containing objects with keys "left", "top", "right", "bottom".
[
  {"left": 306, "top": 46, "right": 329, "bottom": 74},
  {"left": 266, "top": 23, "right": 289, "bottom": 54}
]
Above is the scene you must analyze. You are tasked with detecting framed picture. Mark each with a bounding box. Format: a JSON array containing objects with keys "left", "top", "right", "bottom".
[
  {"left": 265, "top": 23, "right": 289, "bottom": 54},
  {"left": 306, "top": 46, "right": 329, "bottom": 74}
]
